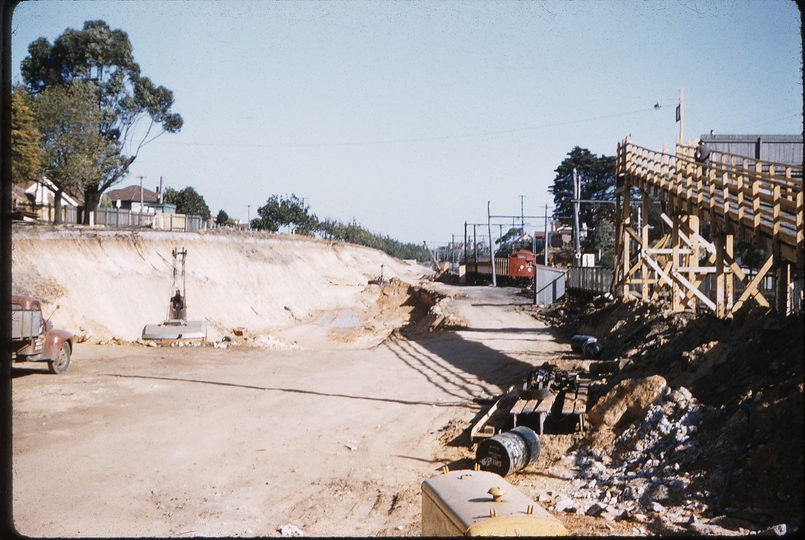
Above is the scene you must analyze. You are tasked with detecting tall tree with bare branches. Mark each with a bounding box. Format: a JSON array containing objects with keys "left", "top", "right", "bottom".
[{"left": 22, "top": 20, "right": 183, "bottom": 223}]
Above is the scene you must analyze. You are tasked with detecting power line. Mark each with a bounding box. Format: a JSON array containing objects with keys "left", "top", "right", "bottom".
[{"left": 154, "top": 107, "right": 656, "bottom": 149}]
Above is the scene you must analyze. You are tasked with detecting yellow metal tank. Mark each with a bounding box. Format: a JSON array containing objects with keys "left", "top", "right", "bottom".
[{"left": 421, "top": 469, "right": 568, "bottom": 536}]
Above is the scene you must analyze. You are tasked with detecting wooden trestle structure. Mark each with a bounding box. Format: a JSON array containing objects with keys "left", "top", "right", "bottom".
[{"left": 613, "top": 136, "right": 803, "bottom": 317}]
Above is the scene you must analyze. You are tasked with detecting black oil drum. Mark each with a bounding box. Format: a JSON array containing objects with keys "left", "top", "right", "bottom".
[
  {"left": 570, "top": 334, "right": 602, "bottom": 359},
  {"left": 476, "top": 426, "right": 541, "bottom": 477}
]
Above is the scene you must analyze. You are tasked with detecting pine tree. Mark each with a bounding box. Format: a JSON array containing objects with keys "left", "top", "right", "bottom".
[{"left": 11, "top": 86, "right": 41, "bottom": 184}]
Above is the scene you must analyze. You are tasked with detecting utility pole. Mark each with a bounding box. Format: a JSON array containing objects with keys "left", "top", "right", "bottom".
[
  {"left": 488, "top": 201, "right": 496, "bottom": 287},
  {"left": 473, "top": 224, "right": 477, "bottom": 263},
  {"left": 137, "top": 175, "right": 146, "bottom": 223},
  {"left": 520, "top": 195, "right": 525, "bottom": 231},
  {"left": 544, "top": 203, "right": 549, "bottom": 267},
  {"left": 637, "top": 204, "right": 642, "bottom": 235},
  {"left": 247, "top": 205, "right": 251, "bottom": 230},
  {"left": 464, "top": 221, "right": 468, "bottom": 266},
  {"left": 572, "top": 168, "right": 581, "bottom": 267},
  {"left": 678, "top": 87, "right": 684, "bottom": 144}
]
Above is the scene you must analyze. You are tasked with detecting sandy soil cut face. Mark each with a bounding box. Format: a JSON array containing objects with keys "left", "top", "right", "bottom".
[
  {"left": 11, "top": 227, "right": 427, "bottom": 345},
  {"left": 13, "top": 285, "right": 582, "bottom": 537}
]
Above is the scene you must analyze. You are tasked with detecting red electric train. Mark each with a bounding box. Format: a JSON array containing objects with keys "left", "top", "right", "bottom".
[{"left": 464, "top": 249, "right": 536, "bottom": 286}]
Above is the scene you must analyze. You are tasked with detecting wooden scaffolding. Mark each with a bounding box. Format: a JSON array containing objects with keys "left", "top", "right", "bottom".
[{"left": 613, "top": 136, "right": 803, "bottom": 317}]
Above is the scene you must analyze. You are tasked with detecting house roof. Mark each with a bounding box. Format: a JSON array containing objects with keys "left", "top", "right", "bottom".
[
  {"left": 11, "top": 183, "right": 30, "bottom": 203},
  {"left": 106, "top": 185, "right": 159, "bottom": 203}
]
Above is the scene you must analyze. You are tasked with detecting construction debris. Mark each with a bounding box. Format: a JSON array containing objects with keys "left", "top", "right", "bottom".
[
  {"left": 471, "top": 364, "right": 598, "bottom": 441},
  {"left": 529, "top": 294, "right": 803, "bottom": 534}
]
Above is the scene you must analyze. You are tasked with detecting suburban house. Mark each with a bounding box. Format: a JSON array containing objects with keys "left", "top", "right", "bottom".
[
  {"left": 11, "top": 177, "right": 82, "bottom": 222},
  {"left": 105, "top": 185, "right": 175, "bottom": 214}
]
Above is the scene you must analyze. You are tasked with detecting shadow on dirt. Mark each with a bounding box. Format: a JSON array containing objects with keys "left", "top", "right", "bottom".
[
  {"left": 384, "top": 332, "right": 537, "bottom": 403},
  {"left": 446, "top": 327, "right": 545, "bottom": 334},
  {"left": 104, "top": 372, "right": 469, "bottom": 408},
  {"left": 11, "top": 365, "right": 50, "bottom": 378}
]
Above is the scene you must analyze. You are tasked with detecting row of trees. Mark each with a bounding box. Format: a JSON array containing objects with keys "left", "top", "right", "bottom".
[
  {"left": 11, "top": 20, "right": 183, "bottom": 224},
  {"left": 317, "top": 218, "right": 430, "bottom": 260},
  {"left": 247, "top": 193, "right": 429, "bottom": 261}
]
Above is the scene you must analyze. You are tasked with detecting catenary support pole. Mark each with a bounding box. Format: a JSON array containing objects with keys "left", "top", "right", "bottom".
[
  {"left": 544, "top": 204, "right": 549, "bottom": 266},
  {"left": 464, "top": 221, "right": 468, "bottom": 268},
  {"left": 488, "top": 201, "right": 496, "bottom": 287},
  {"left": 573, "top": 168, "right": 581, "bottom": 266},
  {"left": 473, "top": 224, "right": 477, "bottom": 264}
]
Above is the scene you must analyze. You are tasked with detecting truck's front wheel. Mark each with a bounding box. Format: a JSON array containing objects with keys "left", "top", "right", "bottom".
[{"left": 48, "top": 343, "right": 71, "bottom": 374}]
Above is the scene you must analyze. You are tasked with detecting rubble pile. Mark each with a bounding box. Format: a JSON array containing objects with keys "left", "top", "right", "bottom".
[
  {"left": 531, "top": 294, "right": 803, "bottom": 536},
  {"left": 546, "top": 384, "right": 795, "bottom": 535}
]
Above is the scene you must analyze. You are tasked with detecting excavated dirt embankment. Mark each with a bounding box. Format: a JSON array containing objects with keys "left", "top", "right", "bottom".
[{"left": 11, "top": 226, "right": 430, "bottom": 348}]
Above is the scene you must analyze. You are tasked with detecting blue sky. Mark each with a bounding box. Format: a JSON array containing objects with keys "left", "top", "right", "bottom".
[{"left": 11, "top": 0, "right": 802, "bottom": 246}]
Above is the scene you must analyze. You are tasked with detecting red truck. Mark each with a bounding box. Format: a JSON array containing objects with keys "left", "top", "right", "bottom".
[{"left": 10, "top": 295, "right": 73, "bottom": 374}]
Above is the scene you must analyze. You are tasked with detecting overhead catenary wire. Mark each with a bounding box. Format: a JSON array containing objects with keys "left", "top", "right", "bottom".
[{"left": 153, "top": 107, "right": 657, "bottom": 149}]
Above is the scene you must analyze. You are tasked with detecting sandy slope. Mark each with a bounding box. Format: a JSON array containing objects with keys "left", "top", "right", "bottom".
[{"left": 11, "top": 227, "right": 426, "bottom": 346}]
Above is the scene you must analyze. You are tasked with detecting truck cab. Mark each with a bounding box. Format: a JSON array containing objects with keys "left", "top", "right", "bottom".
[{"left": 10, "top": 295, "right": 73, "bottom": 374}]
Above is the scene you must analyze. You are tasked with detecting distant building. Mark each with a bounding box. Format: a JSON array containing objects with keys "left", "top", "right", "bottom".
[
  {"left": 701, "top": 134, "right": 803, "bottom": 166},
  {"left": 533, "top": 231, "right": 545, "bottom": 251},
  {"left": 106, "top": 185, "right": 157, "bottom": 212},
  {"left": 534, "top": 221, "right": 575, "bottom": 249}
]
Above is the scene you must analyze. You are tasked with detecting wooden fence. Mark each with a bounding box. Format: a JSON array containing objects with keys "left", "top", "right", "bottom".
[{"left": 12, "top": 202, "right": 204, "bottom": 232}]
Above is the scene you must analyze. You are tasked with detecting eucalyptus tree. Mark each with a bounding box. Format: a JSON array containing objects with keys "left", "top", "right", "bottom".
[
  {"left": 163, "top": 186, "right": 211, "bottom": 221},
  {"left": 21, "top": 20, "right": 183, "bottom": 223},
  {"left": 33, "top": 83, "right": 106, "bottom": 224},
  {"left": 252, "top": 194, "right": 318, "bottom": 235}
]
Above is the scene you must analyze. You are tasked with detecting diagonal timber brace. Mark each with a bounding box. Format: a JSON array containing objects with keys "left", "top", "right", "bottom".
[{"left": 614, "top": 205, "right": 774, "bottom": 316}]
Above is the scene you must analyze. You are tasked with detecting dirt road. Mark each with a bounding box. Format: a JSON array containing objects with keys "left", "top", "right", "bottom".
[{"left": 12, "top": 285, "right": 565, "bottom": 537}]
